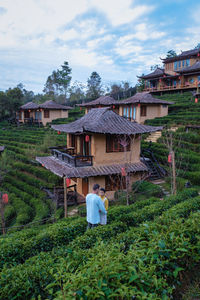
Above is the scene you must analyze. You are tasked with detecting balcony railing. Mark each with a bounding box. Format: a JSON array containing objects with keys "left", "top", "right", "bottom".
[
  {"left": 144, "top": 82, "right": 200, "bottom": 92},
  {"left": 51, "top": 147, "right": 93, "bottom": 167}
]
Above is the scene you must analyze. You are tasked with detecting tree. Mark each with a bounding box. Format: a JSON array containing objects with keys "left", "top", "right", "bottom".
[
  {"left": 150, "top": 64, "right": 161, "bottom": 71},
  {"left": 58, "top": 61, "right": 72, "bottom": 97},
  {"left": 86, "top": 71, "right": 103, "bottom": 100},
  {"left": 6, "top": 87, "right": 24, "bottom": 117},
  {"left": 136, "top": 77, "right": 145, "bottom": 92},
  {"left": 68, "top": 81, "right": 85, "bottom": 103},
  {"left": 43, "top": 61, "right": 72, "bottom": 98},
  {"left": 194, "top": 43, "right": 200, "bottom": 49},
  {"left": 166, "top": 50, "right": 177, "bottom": 58}
]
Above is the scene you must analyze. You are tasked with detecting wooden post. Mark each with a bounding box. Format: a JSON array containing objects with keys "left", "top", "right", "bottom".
[
  {"left": 0, "top": 193, "right": 6, "bottom": 235},
  {"left": 171, "top": 150, "right": 176, "bottom": 195},
  {"left": 63, "top": 177, "right": 68, "bottom": 218}
]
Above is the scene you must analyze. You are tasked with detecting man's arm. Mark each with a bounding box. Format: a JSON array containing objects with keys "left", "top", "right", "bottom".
[{"left": 97, "top": 197, "right": 106, "bottom": 214}]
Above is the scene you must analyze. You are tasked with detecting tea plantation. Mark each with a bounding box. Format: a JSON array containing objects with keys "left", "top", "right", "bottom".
[
  {"left": 0, "top": 93, "right": 200, "bottom": 299},
  {"left": 0, "top": 108, "right": 84, "bottom": 231}
]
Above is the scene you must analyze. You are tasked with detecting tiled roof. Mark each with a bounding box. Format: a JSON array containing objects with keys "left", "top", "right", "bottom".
[
  {"left": 77, "top": 96, "right": 119, "bottom": 107},
  {"left": 119, "top": 92, "right": 173, "bottom": 105},
  {"left": 163, "top": 48, "right": 200, "bottom": 62},
  {"left": 139, "top": 68, "right": 165, "bottom": 79},
  {"left": 20, "top": 100, "right": 72, "bottom": 110},
  {"left": 177, "top": 60, "right": 200, "bottom": 73},
  {"left": 36, "top": 156, "right": 148, "bottom": 178},
  {"left": 20, "top": 102, "right": 39, "bottom": 110},
  {"left": 39, "top": 100, "right": 72, "bottom": 110},
  {"left": 51, "top": 107, "right": 163, "bottom": 135}
]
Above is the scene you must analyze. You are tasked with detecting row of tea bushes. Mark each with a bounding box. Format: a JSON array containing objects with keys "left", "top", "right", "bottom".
[{"left": 0, "top": 193, "right": 199, "bottom": 299}]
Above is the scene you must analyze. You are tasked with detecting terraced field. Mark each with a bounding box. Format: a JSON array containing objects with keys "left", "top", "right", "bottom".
[
  {"left": 0, "top": 188, "right": 199, "bottom": 299},
  {"left": 143, "top": 92, "right": 200, "bottom": 187},
  {"left": 0, "top": 108, "right": 84, "bottom": 231}
]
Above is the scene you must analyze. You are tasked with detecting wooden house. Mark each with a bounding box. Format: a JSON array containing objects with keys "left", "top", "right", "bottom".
[
  {"left": 118, "top": 92, "right": 173, "bottom": 124},
  {"left": 36, "top": 107, "right": 162, "bottom": 199},
  {"left": 139, "top": 48, "right": 200, "bottom": 94},
  {"left": 17, "top": 100, "right": 72, "bottom": 126},
  {"left": 78, "top": 92, "right": 173, "bottom": 124}
]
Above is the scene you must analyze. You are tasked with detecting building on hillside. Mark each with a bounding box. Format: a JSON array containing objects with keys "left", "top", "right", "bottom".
[
  {"left": 118, "top": 92, "right": 173, "bottom": 124},
  {"left": 17, "top": 100, "right": 72, "bottom": 126},
  {"left": 36, "top": 107, "right": 162, "bottom": 199},
  {"left": 78, "top": 93, "right": 173, "bottom": 124},
  {"left": 139, "top": 48, "right": 200, "bottom": 94},
  {"left": 77, "top": 95, "right": 120, "bottom": 114}
]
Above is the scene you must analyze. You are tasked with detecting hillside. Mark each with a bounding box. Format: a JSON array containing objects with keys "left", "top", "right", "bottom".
[
  {"left": 0, "top": 108, "right": 84, "bottom": 231},
  {"left": 0, "top": 93, "right": 200, "bottom": 299},
  {"left": 143, "top": 92, "right": 200, "bottom": 189}
]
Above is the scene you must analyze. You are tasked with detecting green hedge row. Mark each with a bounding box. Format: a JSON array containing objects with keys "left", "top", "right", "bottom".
[{"left": 0, "top": 195, "right": 199, "bottom": 299}]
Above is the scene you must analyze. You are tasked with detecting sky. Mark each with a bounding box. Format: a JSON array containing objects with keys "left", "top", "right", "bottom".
[{"left": 0, "top": 0, "right": 200, "bottom": 93}]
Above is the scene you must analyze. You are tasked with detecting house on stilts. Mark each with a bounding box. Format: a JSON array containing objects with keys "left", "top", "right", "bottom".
[
  {"left": 36, "top": 107, "right": 162, "bottom": 199},
  {"left": 17, "top": 100, "right": 72, "bottom": 126}
]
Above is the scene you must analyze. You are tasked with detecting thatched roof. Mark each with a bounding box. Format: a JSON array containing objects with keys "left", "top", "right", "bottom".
[
  {"left": 51, "top": 107, "right": 163, "bottom": 135},
  {"left": 20, "top": 100, "right": 72, "bottom": 110},
  {"left": 120, "top": 92, "right": 173, "bottom": 105},
  {"left": 36, "top": 156, "right": 148, "bottom": 178},
  {"left": 77, "top": 96, "right": 119, "bottom": 107},
  {"left": 139, "top": 68, "right": 165, "bottom": 79}
]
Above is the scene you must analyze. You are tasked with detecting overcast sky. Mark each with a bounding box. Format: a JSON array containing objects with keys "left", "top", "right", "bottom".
[{"left": 0, "top": 0, "right": 199, "bottom": 93}]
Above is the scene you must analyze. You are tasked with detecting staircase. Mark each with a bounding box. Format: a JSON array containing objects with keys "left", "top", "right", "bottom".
[
  {"left": 141, "top": 149, "right": 167, "bottom": 181},
  {"left": 145, "top": 130, "right": 162, "bottom": 143},
  {"left": 141, "top": 157, "right": 163, "bottom": 180}
]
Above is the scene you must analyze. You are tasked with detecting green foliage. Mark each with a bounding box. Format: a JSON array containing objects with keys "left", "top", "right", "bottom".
[
  {"left": 132, "top": 180, "right": 164, "bottom": 197},
  {"left": 86, "top": 71, "right": 103, "bottom": 100}
]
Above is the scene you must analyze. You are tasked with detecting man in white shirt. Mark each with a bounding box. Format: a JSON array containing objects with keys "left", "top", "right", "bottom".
[{"left": 86, "top": 183, "right": 106, "bottom": 229}]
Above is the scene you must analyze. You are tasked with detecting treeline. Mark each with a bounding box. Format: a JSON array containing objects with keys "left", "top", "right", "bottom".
[{"left": 0, "top": 61, "right": 138, "bottom": 121}]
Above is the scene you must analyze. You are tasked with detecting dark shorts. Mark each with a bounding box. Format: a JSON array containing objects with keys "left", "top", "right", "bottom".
[{"left": 87, "top": 222, "right": 99, "bottom": 229}]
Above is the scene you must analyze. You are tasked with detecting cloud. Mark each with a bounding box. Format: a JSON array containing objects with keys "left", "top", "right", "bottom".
[{"left": 92, "top": 0, "right": 154, "bottom": 26}]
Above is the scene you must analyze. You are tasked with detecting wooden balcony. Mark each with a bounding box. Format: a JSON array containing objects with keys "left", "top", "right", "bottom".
[
  {"left": 144, "top": 82, "right": 199, "bottom": 93},
  {"left": 50, "top": 147, "right": 93, "bottom": 167}
]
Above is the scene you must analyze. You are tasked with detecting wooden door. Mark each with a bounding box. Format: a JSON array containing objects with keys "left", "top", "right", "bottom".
[{"left": 82, "top": 178, "right": 89, "bottom": 196}]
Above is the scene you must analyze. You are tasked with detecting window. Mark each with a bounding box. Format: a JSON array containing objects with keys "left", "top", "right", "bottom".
[
  {"left": 174, "top": 61, "right": 178, "bottom": 70},
  {"left": 126, "top": 107, "right": 129, "bottom": 118},
  {"left": 173, "top": 80, "right": 177, "bottom": 87},
  {"left": 182, "top": 60, "right": 185, "bottom": 67},
  {"left": 44, "top": 110, "right": 50, "bottom": 118},
  {"left": 189, "top": 78, "right": 194, "bottom": 84},
  {"left": 105, "top": 174, "right": 126, "bottom": 191},
  {"left": 106, "top": 135, "right": 130, "bottom": 152},
  {"left": 186, "top": 59, "right": 190, "bottom": 67},
  {"left": 178, "top": 61, "right": 181, "bottom": 68},
  {"left": 123, "top": 107, "right": 127, "bottom": 117},
  {"left": 130, "top": 107, "right": 133, "bottom": 119},
  {"left": 140, "top": 105, "right": 147, "bottom": 117},
  {"left": 133, "top": 107, "right": 136, "bottom": 119},
  {"left": 162, "top": 104, "right": 167, "bottom": 108}
]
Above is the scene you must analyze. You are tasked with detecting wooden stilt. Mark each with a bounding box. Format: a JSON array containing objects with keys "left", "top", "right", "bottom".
[{"left": 63, "top": 177, "right": 68, "bottom": 218}]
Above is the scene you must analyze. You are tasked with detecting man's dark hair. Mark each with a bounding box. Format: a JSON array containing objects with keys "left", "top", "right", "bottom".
[
  {"left": 100, "top": 188, "right": 105, "bottom": 193},
  {"left": 93, "top": 184, "right": 100, "bottom": 191}
]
